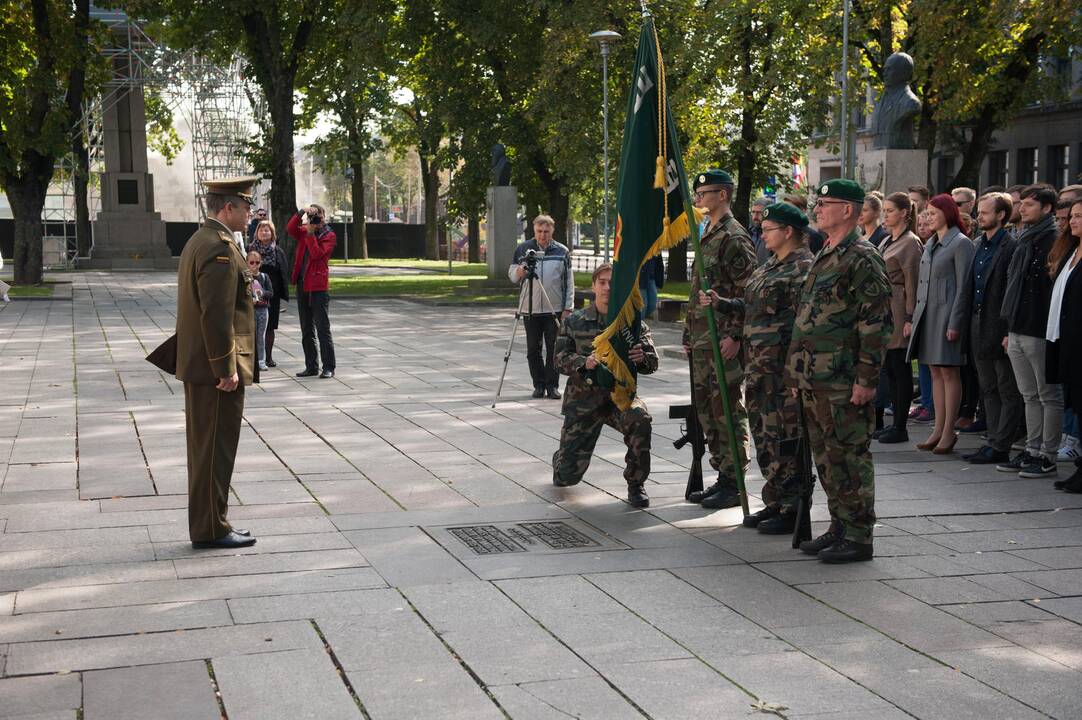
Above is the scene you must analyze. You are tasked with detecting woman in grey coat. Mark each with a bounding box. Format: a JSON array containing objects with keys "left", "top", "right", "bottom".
[{"left": 907, "top": 194, "right": 974, "bottom": 454}]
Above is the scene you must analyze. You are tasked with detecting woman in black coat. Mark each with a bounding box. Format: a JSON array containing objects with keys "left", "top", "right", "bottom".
[
  {"left": 1048, "top": 198, "right": 1082, "bottom": 491},
  {"left": 253, "top": 220, "right": 291, "bottom": 367}
]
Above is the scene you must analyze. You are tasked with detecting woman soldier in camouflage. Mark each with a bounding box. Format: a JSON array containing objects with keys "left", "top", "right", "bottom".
[{"left": 700, "top": 203, "right": 815, "bottom": 534}]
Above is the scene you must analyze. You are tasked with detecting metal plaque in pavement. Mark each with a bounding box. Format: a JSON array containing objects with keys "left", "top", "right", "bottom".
[{"left": 438, "top": 520, "right": 613, "bottom": 556}]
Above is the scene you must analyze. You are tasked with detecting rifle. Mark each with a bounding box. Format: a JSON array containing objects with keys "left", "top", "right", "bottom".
[
  {"left": 789, "top": 392, "right": 814, "bottom": 548},
  {"left": 670, "top": 352, "right": 706, "bottom": 500}
]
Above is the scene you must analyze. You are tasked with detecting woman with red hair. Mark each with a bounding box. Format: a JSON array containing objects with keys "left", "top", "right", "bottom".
[{"left": 906, "top": 194, "right": 975, "bottom": 453}]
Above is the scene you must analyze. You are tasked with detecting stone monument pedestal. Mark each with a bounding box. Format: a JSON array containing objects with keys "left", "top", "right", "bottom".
[
  {"left": 856, "top": 148, "right": 928, "bottom": 197},
  {"left": 85, "top": 83, "right": 174, "bottom": 270},
  {"left": 485, "top": 185, "right": 519, "bottom": 283}
]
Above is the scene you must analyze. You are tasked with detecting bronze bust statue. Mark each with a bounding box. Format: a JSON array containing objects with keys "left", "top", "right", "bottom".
[
  {"left": 491, "top": 144, "right": 512, "bottom": 186},
  {"left": 871, "top": 53, "right": 921, "bottom": 150}
]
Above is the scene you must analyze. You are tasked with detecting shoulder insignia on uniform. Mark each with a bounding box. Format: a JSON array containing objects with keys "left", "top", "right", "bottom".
[{"left": 215, "top": 256, "right": 230, "bottom": 263}]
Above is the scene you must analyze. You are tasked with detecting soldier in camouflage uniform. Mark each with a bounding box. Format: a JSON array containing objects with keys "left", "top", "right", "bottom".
[
  {"left": 706, "top": 203, "right": 815, "bottom": 534},
  {"left": 552, "top": 264, "right": 659, "bottom": 508},
  {"left": 683, "top": 169, "right": 757, "bottom": 509},
  {"left": 786, "top": 179, "right": 892, "bottom": 563}
]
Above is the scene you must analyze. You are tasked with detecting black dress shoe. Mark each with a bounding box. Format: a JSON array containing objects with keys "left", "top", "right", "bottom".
[
  {"left": 969, "top": 446, "right": 1009, "bottom": 465},
  {"left": 876, "top": 427, "right": 908, "bottom": 444},
  {"left": 265, "top": 359, "right": 277, "bottom": 367},
  {"left": 819, "top": 538, "right": 874, "bottom": 563},
  {"left": 319, "top": 369, "right": 334, "bottom": 379},
  {"left": 627, "top": 487, "right": 650, "bottom": 508},
  {"left": 1058, "top": 470, "right": 1082, "bottom": 493},
  {"left": 546, "top": 386, "right": 561, "bottom": 399},
  {"left": 871, "top": 427, "right": 886, "bottom": 440},
  {"left": 800, "top": 522, "right": 842, "bottom": 555},
  {"left": 701, "top": 488, "right": 741, "bottom": 509},
  {"left": 192, "top": 531, "right": 256, "bottom": 549},
  {"left": 296, "top": 369, "right": 318, "bottom": 377},
  {"left": 757, "top": 510, "right": 797, "bottom": 535},
  {"left": 532, "top": 387, "right": 545, "bottom": 399},
  {"left": 233, "top": 528, "right": 250, "bottom": 536},
  {"left": 742, "top": 506, "right": 779, "bottom": 528}
]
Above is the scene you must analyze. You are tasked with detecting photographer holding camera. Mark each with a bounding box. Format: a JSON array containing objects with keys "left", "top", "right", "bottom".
[
  {"left": 508, "top": 214, "right": 574, "bottom": 399},
  {"left": 288, "top": 204, "right": 337, "bottom": 379}
]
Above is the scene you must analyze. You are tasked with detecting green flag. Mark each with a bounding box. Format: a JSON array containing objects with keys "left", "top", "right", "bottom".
[{"left": 593, "top": 15, "right": 700, "bottom": 410}]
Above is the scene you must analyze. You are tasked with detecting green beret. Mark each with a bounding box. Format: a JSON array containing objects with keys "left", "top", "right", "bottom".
[
  {"left": 693, "top": 169, "right": 733, "bottom": 190},
  {"left": 817, "top": 178, "right": 865, "bottom": 204},
  {"left": 762, "top": 202, "right": 808, "bottom": 230}
]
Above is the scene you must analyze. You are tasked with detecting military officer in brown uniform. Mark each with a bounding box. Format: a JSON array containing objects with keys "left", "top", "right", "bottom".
[{"left": 177, "top": 176, "right": 259, "bottom": 549}]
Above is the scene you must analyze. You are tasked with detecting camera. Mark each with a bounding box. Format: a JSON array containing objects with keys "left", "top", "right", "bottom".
[{"left": 524, "top": 248, "right": 544, "bottom": 278}]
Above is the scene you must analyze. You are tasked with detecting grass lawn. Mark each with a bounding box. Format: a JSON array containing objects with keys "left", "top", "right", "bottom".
[
  {"left": 330, "top": 259, "right": 487, "bottom": 276},
  {"left": 5, "top": 284, "right": 54, "bottom": 298}
]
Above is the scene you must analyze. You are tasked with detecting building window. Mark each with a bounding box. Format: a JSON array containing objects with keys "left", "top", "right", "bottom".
[
  {"left": 1017, "top": 148, "right": 1038, "bottom": 185},
  {"left": 988, "top": 150, "right": 1009, "bottom": 188},
  {"left": 1049, "top": 145, "right": 1070, "bottom": 188}
]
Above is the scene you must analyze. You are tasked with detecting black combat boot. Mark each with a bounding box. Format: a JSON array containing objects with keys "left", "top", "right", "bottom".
[
  {"left": 819, "top": 538, "right": 874, "bottom": 563},
  {"left": 742, "top": 506, "right": 779, "bottom": 528},
  {"left": 688, "top": 473, "right": 731, "bottom": 503},
  {"left": 552, "top": 468, "right": 580, "bottom": 487},
  {"left": 701, "top": 486, "right": 741, "bottom": 509},
  {"left": 757, "top": 510, "right": 797, "bottom": 535},
  {"left": 627, "top": 485, "right": 650, "bottom": 508},
  {"left": 799, "top": 520, "right": 843, "bottom": 555},
  {"left": 532, "top": 386, "right": 545, "bottom": 399}
]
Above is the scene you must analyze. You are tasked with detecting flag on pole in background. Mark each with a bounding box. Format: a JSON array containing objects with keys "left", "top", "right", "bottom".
[{"left": 592, "top": 14, "right": 700, "bottom": 410}]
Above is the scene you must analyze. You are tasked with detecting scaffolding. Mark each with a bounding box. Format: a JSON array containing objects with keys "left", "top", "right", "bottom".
[
  {"left": 42, "top": 6, "right": 255, "bottom": 265},
  {"left": 183, "top": 57, "right": 257, "bottom": 220}
]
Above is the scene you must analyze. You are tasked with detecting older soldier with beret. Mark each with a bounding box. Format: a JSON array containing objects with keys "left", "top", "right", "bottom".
[
  {"left": 175, "top": 176, "right": 260, "bottom": 549},
  {"left": 787, "top": 179, "right": 891, "bottom": 563},
  {"left": 552, "top": 264, "right": 658, "bottom": 508},
  {"left": 683, "top": 169, "right": 757, "bottom": 510},
  {"left": 705, "top": 203, "right": 815, "bottom": 534}
]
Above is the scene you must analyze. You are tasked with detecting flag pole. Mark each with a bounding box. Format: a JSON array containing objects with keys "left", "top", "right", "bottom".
[{"left": 650, "top": 21, "right": 749, "bottom": 517}]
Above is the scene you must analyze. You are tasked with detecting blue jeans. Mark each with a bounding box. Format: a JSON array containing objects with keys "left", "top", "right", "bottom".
[
  {"left": 255, "top": 307, "right": 269, "bottom": 367},
  {"left": 641, "top": 280, "right": 658, "bottom": 319},
  {"left": 919, "top": 363, "right": 933, "bottom": 411},
  {"left": 1064, "top": 408, "right": 1079, "bottom": 440}
]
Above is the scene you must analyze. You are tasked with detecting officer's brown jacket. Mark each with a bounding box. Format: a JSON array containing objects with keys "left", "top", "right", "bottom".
[{"left": 175, "top": 219, "right": 255, "bottom": 386}]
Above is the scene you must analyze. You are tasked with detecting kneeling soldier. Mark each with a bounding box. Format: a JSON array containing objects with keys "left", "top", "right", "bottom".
[{"left": 552, "top": 264, "right": 658, "bottom": 507}]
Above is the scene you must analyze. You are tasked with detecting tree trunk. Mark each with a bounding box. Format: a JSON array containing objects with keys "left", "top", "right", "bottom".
[
  {"left": 667, "top": 240, "right": 688, "bottom": 282},
  {"left": 733, "top": 137, "right": 756, "bottom": 229},
  {"left": 949, "top": 118, "right": 996, "bottom": 191},
  {"left": 592, "top": 215, "right": 600, "bottom": 255},
  {"left": 8, "top": 179, "right": 48, "bottom": 285},
  {"left": 351, "top": 159, "right": 367, "bottom": 259},
  {"left": 419, "top": 157, "right": 439, "bottom": 260},
  {"left": 69, "top": 0, "right": 91, "bottom": 259},
  {"left": 467, "top": 213, "right": 480, "bottom": 263},
  {"left": 546, "top": 188, "right": 570, "bottom": 246},
  {"left": 268, "top": 79, "right": 298, "bottom": 257}
]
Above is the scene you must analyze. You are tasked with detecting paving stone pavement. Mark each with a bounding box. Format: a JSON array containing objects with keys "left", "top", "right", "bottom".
[{"left": 1, "top": 271, "right": 1081, "bottom": 719}]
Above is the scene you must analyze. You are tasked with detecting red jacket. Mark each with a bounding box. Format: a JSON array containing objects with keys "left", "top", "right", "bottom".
[{"left": 288, "top": 212, "right": 337, "bottom": 292}]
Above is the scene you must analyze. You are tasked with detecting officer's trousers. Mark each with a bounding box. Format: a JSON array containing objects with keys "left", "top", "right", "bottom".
[{"left": 185, "top": 382, "right": 245, "bottom": 542}]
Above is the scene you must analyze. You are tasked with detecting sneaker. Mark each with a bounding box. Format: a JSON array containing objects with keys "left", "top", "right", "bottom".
[
  {"left": 912, "top": 408, "right": 934, "bottom": 424},
  {"left": 908, "top": 406, "right": 922, "bottom": 420},
  {"left": 883, "top": 406, "right": 894, "bottom": 416},
  {"left": 258, "top": 363, "right": 269, "bottom": 371},
  {"left": 1057, "top": 436, "right": 1081, "bottom": 463},
  {"left": 996, "top": 451, "right": 1032, "bottom": 473},
  {"left": 1018, "top": 456, "right": 1057, "bottom": 478}
]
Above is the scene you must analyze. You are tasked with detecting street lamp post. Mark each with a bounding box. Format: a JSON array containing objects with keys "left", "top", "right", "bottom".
[{"left": 590, "top": 30, "right": 621, "bottom": 264}]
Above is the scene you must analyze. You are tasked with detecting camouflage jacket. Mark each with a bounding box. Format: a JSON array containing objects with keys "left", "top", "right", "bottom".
[
  {"left": 554, "top": 304, "right": 659, "bottom": 415},
  {"left": 684, "top": 213, "right": 756, "bottom": 349},
  {"left": 785, "top": 228, "right": 892, "bottom": 393},
  {"left": 716, "top": 246, "right": 815, "bottom": 377}
]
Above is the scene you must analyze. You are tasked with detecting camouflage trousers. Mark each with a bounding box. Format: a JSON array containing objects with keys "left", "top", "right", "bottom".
[
  {"left": 800, "top": 389, "right": 876, "bottom": 543},
  {"left": 690, "top": 347, "right": 749, "bottom": 481},
  {"left": 747, "top": 373, "right": 802, "bottom": 511},
  {"left": 552, "top": 402, "right": 652, "bottom": 488}
]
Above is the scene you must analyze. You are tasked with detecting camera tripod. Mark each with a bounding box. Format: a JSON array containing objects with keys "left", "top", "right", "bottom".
[{"left": 492, "top": 257, "right": 557, "bottom": 408}]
